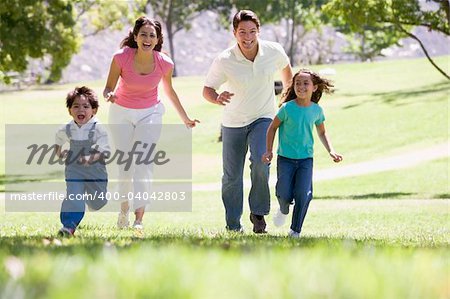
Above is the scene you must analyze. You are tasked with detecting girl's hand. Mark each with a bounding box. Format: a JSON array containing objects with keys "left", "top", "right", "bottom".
[
  {"left": 261, "top": 151, "right": 273, "bottom": 164},
  {"left": 104, "top": 91, "right": 117, "bottom": 103},
  {"left": 329, "top": 152, "right": 343, "bottom": 163},
  {"left": 184, "top": 118, "right": 200, "bottom": 128}
]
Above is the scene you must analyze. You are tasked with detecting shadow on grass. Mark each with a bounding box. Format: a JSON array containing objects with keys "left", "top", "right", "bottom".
[
  {"left": 433, "top": 193, "right": 450, "bottom": 199},
  {"left": 0, "top": 228, "right": 442, "bottom": 256},
  {"left": 341, "top": 81, "right": 450, "bottom": 109},
  {"left": 0, "top": 173, "right": 64, "bottom": 191},
  {"left": 315, "top": 192, "right": 415, "bottom": 200}
]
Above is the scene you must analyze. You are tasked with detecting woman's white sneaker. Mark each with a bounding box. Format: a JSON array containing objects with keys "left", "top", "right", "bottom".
[
  {"left": 117, "top": 211, "right": 129, "bottom": 229},
  {"left": 273, "top": 209, "right": 287, "bottom": 227},
  {"left": 132, "top": 221, "right": 144, "bottom": 230}
]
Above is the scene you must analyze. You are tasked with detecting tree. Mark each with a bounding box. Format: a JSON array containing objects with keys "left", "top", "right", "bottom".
[
  {"left": 323, "top": 0, "right": 450, "bottom": 80},
  {"left": 328, "top": 19, "right": 404, "bottom": 62},
  {"left": 208, "top": 0, "right": 328, "bottom": 65},
  {"left": 0, "top": 0, "right": 130, "bottom": 84},
  {"left": 133, "top": 0, "right": 210, "bottom": 77},
  {"left": 0, "top": 0, "right": 78, "bottom": 83}
]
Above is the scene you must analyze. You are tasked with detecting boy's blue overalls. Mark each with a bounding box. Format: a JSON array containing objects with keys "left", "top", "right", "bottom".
[{"left": 60, "top": 122, "right": 108, "bottom": 229}]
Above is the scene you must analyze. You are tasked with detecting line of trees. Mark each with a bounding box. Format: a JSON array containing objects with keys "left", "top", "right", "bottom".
[{"left": 0, "top": 0, "right": 448, "bottom": 84}]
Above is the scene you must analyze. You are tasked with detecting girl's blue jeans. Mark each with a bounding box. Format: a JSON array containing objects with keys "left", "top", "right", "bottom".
[
  {"left": 276, "top": 156, "right": 313, "bottom": 234},
  {"left": 221, "top": 118, "right": 272, "bottom": 231}
]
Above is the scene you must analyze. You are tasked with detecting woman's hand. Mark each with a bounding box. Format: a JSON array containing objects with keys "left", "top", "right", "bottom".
[
  {"left": 104, "top": 91, "right": 117, "bottom": 103},
  {"left": 184, "top": 118, "right": 200, "bottom": 128}
]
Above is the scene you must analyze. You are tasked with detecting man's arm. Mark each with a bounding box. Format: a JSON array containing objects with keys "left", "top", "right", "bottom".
[{"left": 280, "top": 64, "right": 293, "bottom": 92}]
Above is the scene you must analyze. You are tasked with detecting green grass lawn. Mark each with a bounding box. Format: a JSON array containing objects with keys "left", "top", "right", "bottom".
[
  {"left": 0, "top": 196, "right": 448, "bottom": 298},
  {"left": 0, "top": 56, "right": 449, "bottom": 298}
]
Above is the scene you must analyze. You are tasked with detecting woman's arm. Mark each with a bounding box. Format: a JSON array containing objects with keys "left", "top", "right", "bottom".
[
  {"left": 103, "top": 58, "right": 121, "bottom": 102},
  {"left": 262, "top": 117, "right": 281, "bottom": 163},
  {"left": 316, "top": 123, "right": 343, "bottom": 163},
  {"left": 162, "top": 69, "right": 199, "bottom": 128}
]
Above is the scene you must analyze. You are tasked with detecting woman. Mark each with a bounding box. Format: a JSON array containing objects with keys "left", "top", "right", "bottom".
[{"left": 104, "top": 16, "right": 198, "bottom": 229}]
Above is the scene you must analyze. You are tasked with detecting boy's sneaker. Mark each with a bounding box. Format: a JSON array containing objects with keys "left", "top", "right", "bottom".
[
  {"left": 58, "top": 227, "right": 75, "bottom": 237},
  {"left": 288, "top": 229, "right": 300, "bottom": 238},
  {"left": 117, "top": 211, "right": 129, "bottom": 229},
  {"left": 273, "top": 209, "right": 288, "bottom": 227},
  {"left": 132, "top": 221, "right": 143, "bottom": 230}
]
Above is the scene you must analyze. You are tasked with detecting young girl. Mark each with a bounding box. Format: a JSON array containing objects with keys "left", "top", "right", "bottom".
[
  {"left": 55, "top": 86, "right": 110, "bottom": 236},
  {"left": 103, "top": 16, "right": 199, "bottom": 229},
  {"left": 262, "top": 69, "right": 343, "bottom": 238}
]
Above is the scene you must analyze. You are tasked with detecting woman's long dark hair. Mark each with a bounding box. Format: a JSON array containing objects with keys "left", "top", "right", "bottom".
[
  {"left": 279, "top": 69, "right": 334, "bottom": 106},
  {"left": 120, "top": 16, "right": 163, "bottom": 52}
]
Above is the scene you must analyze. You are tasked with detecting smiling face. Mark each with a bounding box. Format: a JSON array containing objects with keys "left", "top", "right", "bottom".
[
  {"left": 294, "top": 73, "right": 318, "bottom": 102},
  {"left": 134, "top": 24, "right": 158, "bottom": 52},
  {"left": 234, "top": 20, "right": 259, "bottom": 57},
  {"left": 68, "top": 96, "right": 96, "bottom": 126}
]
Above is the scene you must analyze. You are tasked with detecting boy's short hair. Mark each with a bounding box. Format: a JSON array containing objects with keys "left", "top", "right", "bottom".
[
  {"left": 232, "top": 10, "right": 260, "bottom": 31},
  {"left": 66, "top": 86, "right": 99, "bottom": 109}
]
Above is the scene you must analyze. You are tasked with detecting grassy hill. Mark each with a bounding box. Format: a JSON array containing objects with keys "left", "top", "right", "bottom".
[
  {"left": 1, "top": 55, "right": 449, "bottom": 197},
  {"left": 0, "top": 56, "right": 449, "bottom": 298}
]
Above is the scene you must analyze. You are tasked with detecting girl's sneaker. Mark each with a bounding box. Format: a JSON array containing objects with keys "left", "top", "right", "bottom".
[
  {"left": 58, "top": 227, "right": 75, "bottom": 237},
  {"left": 117, "top": 211, "right": 129, "bottom": 229},
  {"left": 288, "top": 229, "right": 300, "bottom": 238},
  {"left": 273, "top": 209, "right": 287, "bottom": 227}
]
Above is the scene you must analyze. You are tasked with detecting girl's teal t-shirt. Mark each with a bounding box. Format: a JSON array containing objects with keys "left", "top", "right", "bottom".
[{"left": 276, "top": 101, "right": 325, "bottom": 159}]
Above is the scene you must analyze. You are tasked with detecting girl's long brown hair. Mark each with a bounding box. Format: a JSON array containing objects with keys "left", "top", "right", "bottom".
[
  {"left": 279, "top": 69, "right": 334, "bottom": 107},
  {"left": 120, "top": 16, "right": 163, "bottom": 52}
]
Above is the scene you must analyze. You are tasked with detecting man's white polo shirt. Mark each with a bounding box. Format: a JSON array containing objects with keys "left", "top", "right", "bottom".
[{"left": 204, "top": 39, "right": 290, "bottom": 128}]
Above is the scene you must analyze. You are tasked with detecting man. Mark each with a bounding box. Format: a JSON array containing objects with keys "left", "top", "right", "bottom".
[{"left": 203, "top": 10, "right": 293, "bottom": 233}]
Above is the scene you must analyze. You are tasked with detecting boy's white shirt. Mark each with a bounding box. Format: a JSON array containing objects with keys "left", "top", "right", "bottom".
[
  {"left": 55, "top": 116, "right": 110, "bottom": 153},
  {"left": 204, "top": 39, "right": 290, "bottom": 128}
]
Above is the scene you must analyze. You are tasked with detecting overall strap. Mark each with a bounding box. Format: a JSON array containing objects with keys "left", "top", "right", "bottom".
[
  {"left": 88, "top": 122, "right": 97, "bottom": 143},
  {"left": 65, "top": 124, "right": 72, "bottom": 140}
]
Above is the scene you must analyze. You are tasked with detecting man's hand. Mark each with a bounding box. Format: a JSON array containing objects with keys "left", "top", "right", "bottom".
[{"left": 215, "top": 91, "right": 234, "bottom": 105}]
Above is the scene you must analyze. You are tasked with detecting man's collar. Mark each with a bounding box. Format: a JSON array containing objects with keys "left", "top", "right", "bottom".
[{"left": 232, "top": 40, "right": 263, "bottom": 61}]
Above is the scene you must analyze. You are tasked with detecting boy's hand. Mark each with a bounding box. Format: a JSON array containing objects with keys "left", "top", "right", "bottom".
[
  {"left": 78, "top": 155, "right": 91, "bottom": 166},
  {"left": 58, "top": 149, "right": 69, "bottom": 159},
  {"left": 78, "top": 154, "right": 100, "bottom": 166},
  {"left": 329, "top": 152, "right": 343, "bottom": 163},
  {"left": 261, "top": 151, "right": 273, "bottom": 164}
]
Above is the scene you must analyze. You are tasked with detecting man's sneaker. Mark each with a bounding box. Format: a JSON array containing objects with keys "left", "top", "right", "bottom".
[
  {"left": 273, "top": 209, "right": 288, "bottom": 227},
  {"left": 132, "top": 221, "right": 143, "bottom": 230},
  {"left": 117, "top": 211, "right": 129, "bottom": 229},
  {"left": 58, "top": 227, "right": 75, "bottom": 237},
  {"left": 249, "top": 213, "right": 267, "bottom": 234},
  {"left": 288, "top": 229, "right": 300, "bottom": 238}
]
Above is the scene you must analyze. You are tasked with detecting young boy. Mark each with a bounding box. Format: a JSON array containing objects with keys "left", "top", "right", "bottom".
[{"left": 55, "top": 86, "right": 110, "bottom": 236}]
